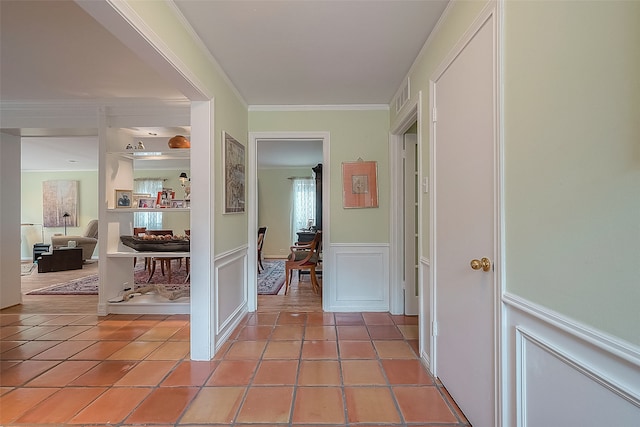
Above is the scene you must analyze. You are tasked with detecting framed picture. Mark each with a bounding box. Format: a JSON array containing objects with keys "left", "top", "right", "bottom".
[
  {"left": 156, "top": 189, "right": 174, "bottom": 207},
  {"left": 342, "top": 160, "right": 379, "bottom": 208},
  {"left": 132, "top": 193, "right": 151, "bottom": 207},
  {"left": 115, "top": 189, "right": 133, "bottom": 208},
  {"left": 171, "top": 199, "right": 185, "bottom": 208},
  {"left": 137, "top": 197, "right": 156, "bottom": 209},
  {"left": 223, "top": 131, "right": 246, "bottom": 213}
]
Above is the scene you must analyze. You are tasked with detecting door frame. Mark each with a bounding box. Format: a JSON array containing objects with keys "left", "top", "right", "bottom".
[
  {"left": 428, "top": 2, "right": 504, "bottom": 424},
  {"left": 247, "top": 131, "right": 331, "bottom": 312},
  {"left": 389, "top": 93, "right": 424, "bottom": 320}
]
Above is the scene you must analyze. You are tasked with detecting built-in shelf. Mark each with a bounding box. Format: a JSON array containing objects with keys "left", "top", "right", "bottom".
[
  {"left": 107, "top": 208, "right": 190, "bottom": 213},
  {"left": 107, "top": 295, "right": 189, "bottom": 314},
  {"left": 107, "top": 149, "right": 190, "bottom": 160}
]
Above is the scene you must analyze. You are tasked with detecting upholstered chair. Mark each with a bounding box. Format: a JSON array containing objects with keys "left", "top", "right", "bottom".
[{"left": 51, "top": 219, "right": 98, "bottom": 261}]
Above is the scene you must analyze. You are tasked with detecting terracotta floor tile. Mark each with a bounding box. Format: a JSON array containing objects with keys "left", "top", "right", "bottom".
[
  {"left": 69, "top": 315, "right": 102, "bottom": 326},
  {"left": 14, "top": 314, "right": 61, "bottom": 325},
  {"left": 0, "top": 360, "right": 20, "bottom": 371},
  {"left": 336, "top": 325, "right": 370, "bottom": 340},
  {"left": 393, "top": 386, "right": 458, "bottom": 423},
  {"left": 292, "top": 386, "right": 345, "bottom": 424},
  {"left": 237, "top": 325, "right": 274, "bottom": 340},
  {"left": 206, "top": 360, "right": 258, "bottom": 386},
  {"left": 0, "top": 340, "right": 26, "bottom": 353},
  {"left": 305, "top": 325, "right": 337, "bottom": 340},
  {"left": 103, "top": 325, "right": 153, "bottom": 341},
  {"left": 408, "top": 339, "right": 419, "bottom": 355},
  {"left": 362, "top": 312, "right": 395, "bottom": 325},
  {"left": 34, "top": 325, "right": 93, "bottom": 340},
  {"left": 341, "top": 360, "right": 386, "bottom": 385},
  {"left": 137, "top": 326, "right": 182, "bottom": 341},
  {"left": 440, "top": 384, "right": 471, "bottom": 424},
  {"left": 68, "top": 387, "right": 151, "bottom": 424},
  {"left": 32, "top": 340, "right": 94, "bottom": 360},
  {"left": 0, "top": 325, "right": 31, "bottom": 340},
  {"left": 115, "top": 360, "right": 177, "bottom": 386},
  {"left": 179, "top": 386, "right": 245, "bottom": 424},
  {"left": 0, "top": 340, "right": 61, "bottom": 360},
  {"left": 344, "top": 387, "right": 401, "bottom": 424},
  {"left": 391, "top": 314, "right": 419, "bottom": 325},
  {"left": 169, "top": 325, "right": 191, "bottom": 341},
  {"left": 213, "top": 341, "right": 231, "bottom": 360},
  {"left": 0, "top": 386, "right": 14, "bottom": 396},
  {"left": 41, "top": 314, "right": 88, "bottom": 325},
  {"left": 298, "top": 360, "right": 341, "bottom": 385},
  {"left": 397, "top": 324, "right": 419, "bottom": 339},
  {"left": 69, "top": 340, "right": 130, "bottom": 360},
  {"left": 334, "top": 312, "right": 365, "bottom": 325},
  {"left": 277, "top": 312, "right": 307, "bottom": 325},
  {"left": 306, "top": 312, "right": 335, "bottom": 325},
  {"left": 0, "top": 387, "right": 58, "bottom": 424},
  {"left": 0, "top": 313, "right": 23, "bottom": 325},
  {"left": 161, "top": 360, "right": 218, "bottom": 386},
  {"left": 263, "top": 340, "right": 302, "bottom": 359},
  {"left": 245, "top": 312, "right": 279, "bottom": 325},
  {"left": 301, "top": 340, "right": 338, "bottom": 359},
  {"left": 253, "top": 360, "right": 298, "bottom": 385},
  {"left": 146, "top": 341, "right": 190, "bottom": 360},
  {"left": 16, "top": 387, "right": 106, "bottom": 424},
  {"left": 271, "top": 325, "right": 304, "bottom": 340},
  {"left": 0, "top": 360, "right": 60, "bottom": 386},
  {"left": 225, "top": 340, "right": 267, "bottom": 359},
  {"left": 107, "top": 340, "right": 163, "bottom": 360},
  {"left": 338, "top": 340, "right": 377, "bottom": 359},
  {"left": 381, "top": 359, "right": 434, "bottom": 385},
  {"left": 373, "top": 340, "right": 417, "bottom": 359},
  {"left": 24, "top": 360, "right": 99, "bottom": 387},
  {"left": 69, "top": 360, "right": 137, "bottom": 386},
  {"left": 236, "top": 386, "right": 293, "bottom": 423},
  {"left": 126, "top": 387, "right": 198, "bottom": 424},
  {"left": 367, "top": 325, "right": 404, "bottom": 340},
  {"left": 70, "top": 325, "right": 121, "bottom": 340}
]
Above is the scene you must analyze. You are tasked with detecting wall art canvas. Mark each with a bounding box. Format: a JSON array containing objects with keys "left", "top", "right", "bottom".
[
  {"left": 43, "top": 180, "right": 79, "bottom": 227},
  {"left": 223, "top": 131, "right": 246, "bottom": 213}
]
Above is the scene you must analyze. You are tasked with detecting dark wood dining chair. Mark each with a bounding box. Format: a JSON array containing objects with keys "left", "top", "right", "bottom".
[
  {"left": 285, "top": 230, "right": 322, "bottom": 295},
  {"left": 257, "top": 226, "right": 267, "bottom": 273}
]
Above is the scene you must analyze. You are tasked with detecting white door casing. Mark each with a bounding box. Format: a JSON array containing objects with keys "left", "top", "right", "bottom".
[
  {"left": 430, "top": 6, "right": 500, "bottom": 427},
  {"left": 403, "top": 132, "right": 419, "bottom": 315}
]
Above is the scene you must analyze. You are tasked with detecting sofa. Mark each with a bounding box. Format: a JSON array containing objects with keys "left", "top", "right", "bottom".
[{"left": 51, "top": 219, "right": 98, "bottom": 261}]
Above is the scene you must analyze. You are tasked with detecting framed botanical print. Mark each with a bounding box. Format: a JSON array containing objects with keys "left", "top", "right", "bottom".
[
  {"left": 342, "top": 160, "right": 379, "bottom": 208},
  {"left": 223, "top": 131, "right": 246, "bottom": 213}
]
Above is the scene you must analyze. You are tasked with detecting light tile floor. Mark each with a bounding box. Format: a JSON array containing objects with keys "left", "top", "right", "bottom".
[{"left": 0, "top": 311, "right": 470, "bottom": 426}]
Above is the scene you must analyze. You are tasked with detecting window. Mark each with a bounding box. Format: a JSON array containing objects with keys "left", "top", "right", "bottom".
[
  {"left": 133, "top": 179, "right": 163, "bottom": 229},
  {"left": 291, "top": 178, "right": 315, "bottom": 242}
]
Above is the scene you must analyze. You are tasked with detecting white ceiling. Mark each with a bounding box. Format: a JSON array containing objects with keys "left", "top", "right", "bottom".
[{"left": 1, "top": 0, "right": 448, "bottom": 170}]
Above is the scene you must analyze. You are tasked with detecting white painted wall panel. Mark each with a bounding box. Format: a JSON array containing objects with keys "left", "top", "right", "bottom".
[
  {"left": 327, "top": 244, "right": 389, "bottom": 311},
  {"left": 215, "top": 248, "right": 248, "bottom": 339}
]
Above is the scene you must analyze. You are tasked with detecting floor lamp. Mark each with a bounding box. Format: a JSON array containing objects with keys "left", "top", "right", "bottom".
[{"left": 63, "top": 212, "right": 70, "bottom": 236}]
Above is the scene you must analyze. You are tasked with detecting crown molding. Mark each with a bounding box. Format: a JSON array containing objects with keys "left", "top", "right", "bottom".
[{"left": 248, "top": 104, "right": 390, "bottom": 112}]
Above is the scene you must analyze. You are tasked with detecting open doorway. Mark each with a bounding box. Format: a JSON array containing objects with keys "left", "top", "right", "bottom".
[{"left": 248, "top": 132, "right": 330, "bottom": 312}]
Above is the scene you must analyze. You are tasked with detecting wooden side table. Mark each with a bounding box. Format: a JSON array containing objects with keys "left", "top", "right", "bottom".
[{"left": 37, "top": 247, "right": 83, "bottom": 273}]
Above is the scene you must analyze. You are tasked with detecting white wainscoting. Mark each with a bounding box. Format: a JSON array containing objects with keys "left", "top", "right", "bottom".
[
  {"left": 325, "top": 243, "right": 389, "bottom": 312},
  {"left": 419, "top": 257, "right": 431, "bottom": 370},
  {"left": 213, "top": 246, "right": 248, "bottom": 352},
  {"left": 504, "top": 294, "right": 640, "bottom": 426}
]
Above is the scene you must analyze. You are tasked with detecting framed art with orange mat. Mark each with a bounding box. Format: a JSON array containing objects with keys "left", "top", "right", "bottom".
[{"left": 342, "top": 160, "right": 378, "bottom": 208}]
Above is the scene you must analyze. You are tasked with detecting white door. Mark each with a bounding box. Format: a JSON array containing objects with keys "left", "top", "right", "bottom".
[
  {"left": 403, "top": 132, "right": 419, "bottom": 315},
  {"left": 432, "top": 14, "right": 496, "bottom": 427}
]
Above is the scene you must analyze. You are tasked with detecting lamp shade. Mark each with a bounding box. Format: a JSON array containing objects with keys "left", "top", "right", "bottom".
[{"left": 179, "top": 172, "right": 188, "bottom": 179}]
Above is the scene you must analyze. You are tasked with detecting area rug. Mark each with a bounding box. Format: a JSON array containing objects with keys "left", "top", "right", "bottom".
[
  {"left": 26, "top": 263, "right": 189, "bottom": 296},
  {"left": 21, "top": 263, "right": 36, "bottom": 276},
  {"left": 258, "top": 259, "right": 286, "bottom": 295}
]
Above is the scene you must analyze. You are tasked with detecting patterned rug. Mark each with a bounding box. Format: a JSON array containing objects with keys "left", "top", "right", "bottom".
[
  {"left": 258, "top": 259, "right": 286, "bottom": 295},
  {"left": 26, "top": 262, "right": 189, "bottom": 295}
]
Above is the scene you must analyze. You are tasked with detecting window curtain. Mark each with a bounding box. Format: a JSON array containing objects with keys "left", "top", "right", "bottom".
[
  {"left": 291, "top": 178, "right": 316, "bottom": 243},
  {"left": 133, "top": 179, "right": 163, "bottom": 230}
]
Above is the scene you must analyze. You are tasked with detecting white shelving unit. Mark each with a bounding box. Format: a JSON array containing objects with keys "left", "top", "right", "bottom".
[{"left": 99, "top": 127, "right": 191, "bottom": 315}]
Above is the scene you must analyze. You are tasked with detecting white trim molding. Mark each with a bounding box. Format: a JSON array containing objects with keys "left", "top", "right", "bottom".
[
  {"left": 505, "top": 293, "right": 640, "bottom": 426},
  {"left": 248, "top": 104, "right": 389, "bottom": 112}
]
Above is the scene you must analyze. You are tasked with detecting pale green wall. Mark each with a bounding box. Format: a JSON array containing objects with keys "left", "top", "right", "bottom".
[
  {"left": 503, "top": 0, "right": 640, "bottom": 344},
  {"left": 125, "top": 0, "right": 248, "bottom": 255},
  {"left": 397, "top": 0, "right": 639, "bottom": 344},
  {"left": 21, "top": 171, "right": 98, "bottom": 259},
  {"left": 258, "top": 167, "right": 312, "bottom": 257},
  {"left": 249, "top": 109, "right": 390, "bottom": 243}
]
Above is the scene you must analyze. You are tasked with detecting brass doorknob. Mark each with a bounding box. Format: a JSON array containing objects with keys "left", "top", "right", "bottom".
[{"left": 470, "top": 257, "right": 491, "bottom": 272}]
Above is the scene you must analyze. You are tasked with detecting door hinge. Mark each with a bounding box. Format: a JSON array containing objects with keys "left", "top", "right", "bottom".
[{"left": 431, "top": 320, "right": 438, "bottom": 337}]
